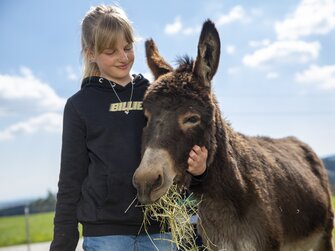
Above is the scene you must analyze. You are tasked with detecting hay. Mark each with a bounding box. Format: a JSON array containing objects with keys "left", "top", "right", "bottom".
[{"left": 141, "top": 184, "right": 201, "bottom": 251}]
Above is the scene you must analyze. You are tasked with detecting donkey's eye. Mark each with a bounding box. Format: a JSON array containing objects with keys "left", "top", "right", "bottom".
[
  {"left": 178, "top": 112, "right": 201, "bottom": 133},
  {"left": 184, "top": 115, "right": 200, "bottom": 124}
]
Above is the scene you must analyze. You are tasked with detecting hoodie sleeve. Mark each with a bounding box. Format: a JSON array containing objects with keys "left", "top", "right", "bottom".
[
  {"left": 50, "top": 99, "right": 89, "bottom": 251},
  {"left": 189, "top": 168, "right": 208, "bottom": 189}
]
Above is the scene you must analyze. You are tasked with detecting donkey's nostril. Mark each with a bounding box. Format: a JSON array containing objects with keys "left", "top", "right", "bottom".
[{"left": 151, "top": 174, "right": 162, "bottom": 191}]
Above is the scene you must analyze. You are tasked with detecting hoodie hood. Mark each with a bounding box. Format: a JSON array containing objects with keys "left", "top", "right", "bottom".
[{"left": 81, "top": 74, "right": 148, "bottom": 91}]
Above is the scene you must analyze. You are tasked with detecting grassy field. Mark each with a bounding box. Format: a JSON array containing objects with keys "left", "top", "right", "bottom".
[
  {"left": 0, "top": 211, "right": 55, "bottom": 247},
  {"left": 0, "top": 198, "right": 335, "bottom": 247}
]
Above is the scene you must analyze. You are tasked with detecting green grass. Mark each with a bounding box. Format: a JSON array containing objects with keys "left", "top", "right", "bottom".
[
  {"left": 0, "top": 211, "right": 55, "bottom": 247},
  {"left": 1, "top": 197, "right": 335, "bottom": 247}
]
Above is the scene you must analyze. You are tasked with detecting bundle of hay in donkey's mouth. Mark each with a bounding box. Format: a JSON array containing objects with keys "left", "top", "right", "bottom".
[{"left": 141, "top": 183, "right": 201, "bottom": 251}]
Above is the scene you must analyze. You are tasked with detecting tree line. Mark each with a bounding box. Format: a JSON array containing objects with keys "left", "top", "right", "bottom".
[{"left": 0, "top": 190, "right": 56, "bottom": 217}]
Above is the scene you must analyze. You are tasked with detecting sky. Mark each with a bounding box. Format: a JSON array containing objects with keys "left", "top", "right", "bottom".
[{"left": 0, "top": 0, "right": 335, "bottom": 202}]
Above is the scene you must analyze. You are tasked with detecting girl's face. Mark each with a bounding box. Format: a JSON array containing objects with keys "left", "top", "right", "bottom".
[{"left": 93, "top": 38, "right": 134, "bottom": 85}]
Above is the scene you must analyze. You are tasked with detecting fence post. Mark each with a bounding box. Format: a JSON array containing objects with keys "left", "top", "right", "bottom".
[{"left": 24, "top": 205, "right": 31, "bottom": 251}]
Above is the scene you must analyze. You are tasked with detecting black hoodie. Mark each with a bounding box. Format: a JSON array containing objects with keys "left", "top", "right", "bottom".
[{"left": 50, "top": 74, "right": 161, "bottom": 251}]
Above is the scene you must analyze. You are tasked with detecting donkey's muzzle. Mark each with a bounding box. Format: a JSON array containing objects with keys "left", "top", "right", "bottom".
[{"left": 132, "top": 147, "right": 176, "bottom": 204}]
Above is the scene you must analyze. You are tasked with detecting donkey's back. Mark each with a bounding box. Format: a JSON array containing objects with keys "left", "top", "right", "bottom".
[{"left": 200, "top": 133, "right": 333, "bottom": 251}]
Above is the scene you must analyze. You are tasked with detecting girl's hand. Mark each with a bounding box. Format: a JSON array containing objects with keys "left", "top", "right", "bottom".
[{"left": 187, "top": 145, "right": 208, "bottom": 176}]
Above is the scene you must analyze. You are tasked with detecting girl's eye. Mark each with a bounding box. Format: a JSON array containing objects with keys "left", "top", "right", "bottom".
[
  {"left": 125, "top": 45, "right": 133, "bottom": 51},
  {"left": 104, "top": 50, "right": 115, "bottom": 55}
]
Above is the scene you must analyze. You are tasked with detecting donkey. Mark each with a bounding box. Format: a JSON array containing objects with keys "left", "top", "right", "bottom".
[{"left": 132, "top": 20, "right": 334, "bottom": 251}]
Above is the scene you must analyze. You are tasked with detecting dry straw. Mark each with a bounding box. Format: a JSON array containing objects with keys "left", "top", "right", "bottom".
[{"left": 141, "top": 184, "right": 201, "bottom": 251}]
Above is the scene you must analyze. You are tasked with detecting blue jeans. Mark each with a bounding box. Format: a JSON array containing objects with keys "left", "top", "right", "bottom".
[{"left": 83, "top": 233, "right": 176, "bottom": 251}]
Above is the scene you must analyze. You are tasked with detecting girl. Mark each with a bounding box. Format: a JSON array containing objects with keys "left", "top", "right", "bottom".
[{"left": 50, "top": 5, "right": 207, "bottom": 251}]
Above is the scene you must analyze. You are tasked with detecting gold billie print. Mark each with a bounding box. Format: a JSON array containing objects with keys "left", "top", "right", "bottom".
[{"left": 109, "top": 101, "right": 143, "bottom": 112}]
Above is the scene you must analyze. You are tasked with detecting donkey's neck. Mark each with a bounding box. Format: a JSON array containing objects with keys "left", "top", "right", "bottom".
[{"left": 199, "top": 109, "right": 252, "bottom": 212}]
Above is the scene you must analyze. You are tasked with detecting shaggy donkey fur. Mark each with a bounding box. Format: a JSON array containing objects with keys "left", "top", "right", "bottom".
[{"left": 133, "top": 20, "right": 334, "bottom": 251}]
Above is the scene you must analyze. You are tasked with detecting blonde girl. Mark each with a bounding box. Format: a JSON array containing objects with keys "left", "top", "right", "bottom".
[{"left": 50, "top": 5, "right": 207, "bottom": 251}]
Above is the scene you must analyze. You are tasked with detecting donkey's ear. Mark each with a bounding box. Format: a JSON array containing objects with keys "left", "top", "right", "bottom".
[
  {"left": 193, "top": 20, "right": 220, "bottom": 87},
  {"left": 145, "top": 39, "right": 173, "bottom": 80}
]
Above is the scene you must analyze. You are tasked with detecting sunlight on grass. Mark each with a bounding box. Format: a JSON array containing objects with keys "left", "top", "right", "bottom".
[
  {"left": 0, "top": 212, "right": 55, "bottom": 247},
  {"left": 0, "top": 211, "right": 84, "bottom": 247}
]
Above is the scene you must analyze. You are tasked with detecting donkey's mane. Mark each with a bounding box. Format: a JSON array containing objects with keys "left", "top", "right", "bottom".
[
  {"left": 175, "top": 56, "right": 194, "bottom": 73},
  {"left": 145, "top": 55, "right": 211, "bottom": 104}
]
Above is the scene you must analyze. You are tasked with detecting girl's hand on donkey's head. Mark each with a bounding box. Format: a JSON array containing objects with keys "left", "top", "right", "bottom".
[{"left": 187, "top": 145, "right": 208, "bottom": 176}]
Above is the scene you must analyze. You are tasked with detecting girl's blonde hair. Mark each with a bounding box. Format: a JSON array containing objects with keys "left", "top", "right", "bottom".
[{"left": 81, "top": 5, "right": 134, "bottom": 78}]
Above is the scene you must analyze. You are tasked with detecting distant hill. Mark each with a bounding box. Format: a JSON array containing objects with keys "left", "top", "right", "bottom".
[
  {"left": 323, "top": 155, "right": 335, "bottom": 192},
  {"left": 0, "top": 198, "right": 35, "bottom": 210},
  {"left": 323, "top": 155, "right": 335, "bottom": 172},
  {"left": 0, "top": 191, "right": 56, "bottom": 217}
]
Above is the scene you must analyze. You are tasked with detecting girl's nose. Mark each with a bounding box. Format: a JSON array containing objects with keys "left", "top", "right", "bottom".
[{"left": 119, "top": 51, "right": 128, "bottom": 61}]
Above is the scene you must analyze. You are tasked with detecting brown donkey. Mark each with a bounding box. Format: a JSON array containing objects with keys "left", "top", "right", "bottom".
[{"left": 132, "top": 20, "right": 334, "bottom": 251}]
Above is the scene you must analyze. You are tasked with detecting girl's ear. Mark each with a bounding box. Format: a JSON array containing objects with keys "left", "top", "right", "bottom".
[{"left": 85, "top": 48, "right": 95, "bottom": 63}]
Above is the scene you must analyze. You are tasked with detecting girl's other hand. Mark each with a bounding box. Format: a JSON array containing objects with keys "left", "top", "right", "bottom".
[{"left": 187, "top": 145, "right": 208, "bottom": 176}]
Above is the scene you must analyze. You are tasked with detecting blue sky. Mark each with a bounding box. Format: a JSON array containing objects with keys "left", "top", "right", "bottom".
[{"left": 0, "top": 0, "right": 335, "bottom": 202}]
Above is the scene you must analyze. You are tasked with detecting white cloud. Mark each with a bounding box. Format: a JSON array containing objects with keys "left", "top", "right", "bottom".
[
  {"left": 65, "top": 65, "right": 79, "bottom": 81},
  {"left": 225, "top": 45, "right": 236, "bottom": 55},
  {"left": 164, "top": 17, "right": 201, "bottom": 36},
  {"left": 216, "top": 6, "right": 246, "bottom": 26},
  {"left": 0, "top": 112, "right": 62, "bottom": 141},
  {"left": 135, "top": 35, "right": 145, "bottom": 43},
  {"left": 164, "top": 5, "right": 246, "bottom": 36},
  {"left": 165, "top": 17, "right": 183, "bottom": 35},
  {"left": 295, "top": 64, "right": 335, "bottom": 90},
  {"left": 0, "top": 67, "right": 66, "bottom": 140},
  {"left": 0, "top": 67, "right": 66, "bottom": 112},
  {"left": 243, "top": 40, "right": 320, "bottom": 67},
  {"left": 275, "top": 0, "right": 335, "bottom": 40},
  {"left": 245, "top": 0, "right": 335, "bottom": 70}
]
